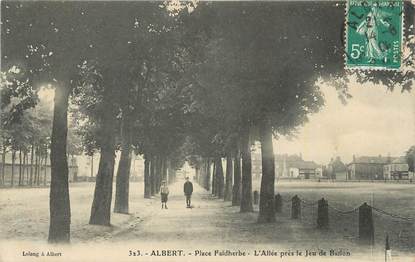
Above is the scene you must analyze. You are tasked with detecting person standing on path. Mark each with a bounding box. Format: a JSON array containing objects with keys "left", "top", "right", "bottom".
[
  {"left": 183, "top": 177, "right": 193, "bottom": 208},
  {"left": 160, "top": 180, "right": 169, "bottom": 209}
]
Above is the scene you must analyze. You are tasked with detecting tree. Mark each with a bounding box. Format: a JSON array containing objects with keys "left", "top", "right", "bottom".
[
  {"left": 182, "top": 1, "right": 413, "bottom": 222},
  {"left": 2, "top": 1, "right": 103, "bottom": 242},
  {"left": 406, "top": 146, "right": 415, "bottom": 173},
  {"left": 224, "top": 155, "right": 233, "bottom": 201}
]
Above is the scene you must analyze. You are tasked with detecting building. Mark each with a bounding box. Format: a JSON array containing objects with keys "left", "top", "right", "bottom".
[
  {"left": 275, "top": 154, "right": 320, "bottom": 179},
  {"left": 327, "top": 156, "right": 348, "bottom": 180},
  {"left": 383, "top": 156, "right": 409, "bottom": 180},
  {"left": 347, "top": 155, "right": 392, "bottom": 180},
  {"left": 275, "top": 154, "right": 301, "bottom": 177}
]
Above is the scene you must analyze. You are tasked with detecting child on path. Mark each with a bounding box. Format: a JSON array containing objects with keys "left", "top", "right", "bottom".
[{"left": 160, "top": 180, "right": 169, "bottom": 209}]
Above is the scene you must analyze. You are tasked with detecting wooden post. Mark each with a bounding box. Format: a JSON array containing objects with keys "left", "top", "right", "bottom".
[
  {"left": 291, "top": 195, "right": 301, "bottom": 219},
  {"left": 359, "top": 202, "right": 374, "bottom": 245},
  {"left": 253, "top": 190, "right": 259, "bottom": 205},
  {"left": 317, "top": 198, "right": 329, "bottom": 229},
  {"left": 275, "top": 194, "right": 282, "bottom": 213}
]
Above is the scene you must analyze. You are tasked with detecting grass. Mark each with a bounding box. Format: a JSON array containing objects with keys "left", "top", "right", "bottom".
[{"left": 253, "top": 179, "right": 415, "bottom": 253}]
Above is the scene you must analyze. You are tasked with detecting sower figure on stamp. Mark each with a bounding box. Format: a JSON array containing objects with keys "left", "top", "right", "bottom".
[
  {"left": 160, "top": 180, "right": 169, "bottom": 209},
  {"left": 183, "top": 177, "right": 193, "bottom": 208},
  {"left": 356, "top": 6, "right": 391, "bottom": 64}
]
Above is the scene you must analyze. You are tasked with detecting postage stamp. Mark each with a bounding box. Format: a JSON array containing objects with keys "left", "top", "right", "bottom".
[{"left": 345, "top": 0, "right": 404, "bottom": 70}]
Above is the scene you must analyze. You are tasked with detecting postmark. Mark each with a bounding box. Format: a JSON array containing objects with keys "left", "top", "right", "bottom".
[{"left": 345, "top": 0, "right": 404, "bottom": 70}]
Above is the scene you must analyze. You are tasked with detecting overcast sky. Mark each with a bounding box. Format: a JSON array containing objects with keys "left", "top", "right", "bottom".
[{"left": 274, "top": 80, "right": 415, "bottom": 165}]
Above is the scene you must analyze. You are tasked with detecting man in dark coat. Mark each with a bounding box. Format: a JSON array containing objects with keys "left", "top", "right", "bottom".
[{"left": 183, "top": 177, "right": 193, "bottom": 208}]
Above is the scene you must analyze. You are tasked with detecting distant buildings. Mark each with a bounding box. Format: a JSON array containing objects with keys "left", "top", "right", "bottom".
[
  {"left": 347, "top": 155, "right": 410, "bottom": 180},
  {"left": 327, "top": 157, "right": 348, "bottom": 180},
  {"left": 251, "top": 153, "right": 322, "bottom": 180},
  {"left": 383, "top": 156, "right": 409, "bottom": 180},
  {"left": 347, "top": 155, "right": 391, "bottom": 180},
  {"left": 275, "top": 154, "right": 321, "bottom": 179},
  {"left": 251, "top": 151, "right": 411, "bottom": 181}
]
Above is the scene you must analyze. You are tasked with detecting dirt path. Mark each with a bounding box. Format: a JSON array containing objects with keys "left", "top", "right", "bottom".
[
  {"left": 111, "top": 180, "right": 354, "bottom": 249},
  {"left": 112, "top": 180, "right": 242, "bottom": 243}
]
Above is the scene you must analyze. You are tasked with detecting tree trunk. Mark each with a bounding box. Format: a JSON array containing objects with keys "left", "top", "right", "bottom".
[
  {"left": 157, "top": 156, "right": 163, "bottom": 192},
  {"left": 211, "top": 160, "right": 216, "bottom": 195},
  {"left": 240, "top": 128, "right": 253, "bottom": 212},
  {"left": 215, "top": 157, "right": 224, "bottom": 199},
  {"left": 11, "top": 149, "right": 15, "bottom": 187},
  {"left": 24, "top": 152, "right": 28, "bottom": 185},
  {"left": 22, "top": 151, "right": 26, "bottom": 186},
  {"left": 144, "top": 155, "right": 151, "bottom": 198},
  {"left": 205, "top": 159, "right": 211, "bottom": 191},
  {"left": 36, "top": 147, "right": 41, "bottom": 186},
  {"left": 90, "top": 154, "right": 94, "bottom": 178},
  {"left": 26, "top": 153, "right": 29, "bottom": 184},
  {"left": 150, "top": 156, "right": 156, "bottom": 196},
  {"left": 30, "top": 144, "right": 34, "bottom": 186},
  {"left": 224, "top": 155, "right": 233, "bottom": 201},
  {"left": 38, "top": 155, "right": 43, "bottom": 185},
  {"left": 232, "top": 151, "right": 241, "bottom": 206},
  {"left": 1, "top": 145, "right": 5, "bottom": 186},
  {"left": 34, "top": 147, "right": 38, "bottom": 185},
  {"left": 89, "top": 115, "right": 116, "bottom": 225},
  {"left": 114, "top": 116, "right": 132, "bottom": 214},
  {"left": 48, "top": 85, "right": 71, "bottom": 243},
  {"left": 258, "top": 121, "right": 276, "bottom": 223},
  {"left": 34, "top": 148, "right": 38, "bottom": 185},
  {"left": 18, "top": 149, "right": 23, "bottom": 186},
  {"left": 44, "top": 150, "right": 48, "bottom": 186}
]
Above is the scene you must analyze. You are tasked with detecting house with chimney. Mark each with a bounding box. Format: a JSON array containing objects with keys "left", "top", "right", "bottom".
[{"left": 347, "top": 155, "right": 392, "bottom": 180}]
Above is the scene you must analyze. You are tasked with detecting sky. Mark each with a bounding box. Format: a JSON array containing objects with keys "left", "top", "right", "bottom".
[{"left": 273, "top": 80, "right": 415, "bottom": 165}]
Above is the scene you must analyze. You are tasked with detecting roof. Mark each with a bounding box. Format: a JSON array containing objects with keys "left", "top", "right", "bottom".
[
  {"left": 274, "top": 154, "right": 319, "bottom": 169},
  {"left": 290, "top": 160, "right": 319, "bottom": 169},
  {"left": 349, "top": 156, "right": 397, "bottom": 165},
  {"left": 391, "top": 156, "right": 407, "bottom": 164}
]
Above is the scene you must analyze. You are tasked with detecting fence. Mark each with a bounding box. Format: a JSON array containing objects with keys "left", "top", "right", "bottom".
[
  {"left": 255, "top": 191, "right": 415, "bottom": 252},
  {"left": 0, "top": 163, "right": 78, "bottom": 187}
]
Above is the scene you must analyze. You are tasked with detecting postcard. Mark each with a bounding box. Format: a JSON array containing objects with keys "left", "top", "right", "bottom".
[{"left": 1, "top": 0, "right": 414, "bottom": 261}]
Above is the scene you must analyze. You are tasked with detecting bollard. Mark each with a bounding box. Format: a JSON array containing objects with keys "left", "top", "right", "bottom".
[
  {"left": 275, "top": 194, "right": 283, "bottom": 213},
  {"left": 317, "top": 198, "right": 329, "bottom": 229},
  {"left": 359, "top": 202, "right": 374, "bottom": 245},
  {"left": 253, "top": 190, "right": 259, "bottom": 205},
  {"left": 291, "top": 195, "right": 301, "bottom": 219}
]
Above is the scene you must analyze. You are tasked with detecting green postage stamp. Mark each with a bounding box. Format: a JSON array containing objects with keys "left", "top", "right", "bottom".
[{"left": 346, "top": 0, "right": 404, "bottom": 70}]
